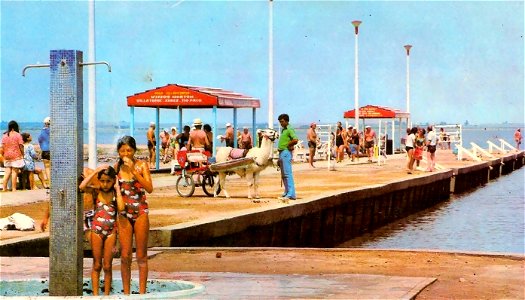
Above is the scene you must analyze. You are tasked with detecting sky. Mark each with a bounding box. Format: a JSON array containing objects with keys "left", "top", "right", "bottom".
[{"left": 1, "top": 0, "right": 524, "bottom": 127}]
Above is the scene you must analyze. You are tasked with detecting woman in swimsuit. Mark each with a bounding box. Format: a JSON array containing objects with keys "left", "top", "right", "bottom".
[
  {"left": 115, "top": 136, "right": 153, "bottom": 294},
  {"left": 79, "top": 165, "right": 124, "bottom": 296}
]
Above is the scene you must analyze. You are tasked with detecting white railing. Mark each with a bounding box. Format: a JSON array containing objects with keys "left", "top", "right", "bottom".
[
  {"left": 487, "top": 140, "right": 505, "bottom": 154},
  {"left": 487, "top": 138, "right": 516, "bottom": 154},
  {"left": 376, "top": 120, "right": 387, "bottom": 166},
  {"left": 456, "top": 144, "right": 482, "bottom": 161},
  {"left": 436, "top": 124, "right": 462, "bottom": 150},
  {"left": 470, "top": 142, "right": 496, "bottom": 159},
  {"left": 499, "top": 138, "right": 517, "bottom": 152},
  {"left": 315, "top": 124, "right": 333, "bottom": 170}
]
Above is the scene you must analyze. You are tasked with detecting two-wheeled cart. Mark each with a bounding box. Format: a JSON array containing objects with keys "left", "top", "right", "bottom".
[{"left": 172, "top": 150, "right": 217, "bottom": 197}]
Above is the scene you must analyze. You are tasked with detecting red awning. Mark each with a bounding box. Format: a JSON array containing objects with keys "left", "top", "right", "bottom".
[
  {"left": 343, "top": 105, "right": 409, "bottom": 119},
  {"left": 127, "top": 84, "right": 260, "bottom": 109}
]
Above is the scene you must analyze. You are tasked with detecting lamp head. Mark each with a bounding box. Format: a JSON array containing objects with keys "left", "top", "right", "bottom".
[
  {"left": 404, "top": 45, "right": 413, "bottom": 55},
  {"left": 351, "top": 20, "right": 362, "bottom": 34}
]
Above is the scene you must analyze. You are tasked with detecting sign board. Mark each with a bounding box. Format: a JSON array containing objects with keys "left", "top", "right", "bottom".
[
  {"left": 127, "top": 84, "right": 217, "bottom": 107},
  {"left": 127, "top": 84, "right": 260, "bottom": 108},
  {"left": 343, "top": 105, "right": 405, "bottom": 119}
]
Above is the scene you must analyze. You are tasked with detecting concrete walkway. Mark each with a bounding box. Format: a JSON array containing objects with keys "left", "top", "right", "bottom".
[
  {"left": 0, "top": 153, "right": 404, "bottom": 207},
  {"left": 0, "top": 252, "right": 436, "bottom": 299}
]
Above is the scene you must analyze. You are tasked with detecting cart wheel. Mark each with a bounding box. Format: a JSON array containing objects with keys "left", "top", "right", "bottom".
[
  {"left": 202, "top": 174, "right": 216, "bottom": 197},
  {"left": 176, "top": 174, "right": 195, "bottom": 197}
]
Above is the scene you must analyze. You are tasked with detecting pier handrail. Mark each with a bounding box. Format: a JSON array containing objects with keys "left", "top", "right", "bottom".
[
  {"left": 456, "top": 144, "right": 482, "bottom": 161},
  {"left": 470, "top": 142, "right": 496, "bottom": 159},
  {"left": 487, "top": 140, "right": 505, "bottom": 154},
  {"left": 498, "top": 138, "right": 516, "bottom": 152},
  {"left": 315, "top": 124, "right": 333, "bottom": 170}
]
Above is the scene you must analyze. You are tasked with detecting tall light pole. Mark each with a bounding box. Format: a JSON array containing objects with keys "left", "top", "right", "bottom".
[
  {"left": 268, "top": 0, "right": 274, "bottom": 129},
  {"left": 88, "top": 0, "right": 97, "bottom": 169},
  {"left": 352, "top": 20, "right": 361, "bottom": 130},
  {"left": 404, "top": 44, "right": 412, "bottom": 128}
]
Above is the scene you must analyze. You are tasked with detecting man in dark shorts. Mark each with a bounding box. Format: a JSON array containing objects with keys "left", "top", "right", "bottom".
[
  {"left": 38, "top": 117, "right": 51, "bottom": 184},
  {"left": 306, "top": 122, "right": 318, "bottom": 167},
  {"left": 364, "top": 125, "right": 376, "bottom": 162},
  {"left": 147, "top": 122, "right": 156, "bottom": 165}
]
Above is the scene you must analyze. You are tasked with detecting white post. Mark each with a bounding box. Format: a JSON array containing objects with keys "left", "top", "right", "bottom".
[
  {"left": 268, "top": 0, "right": 274, "bottom": 129},
  {"left": 404, "top": 45, "right": 412, "bottom": 128},
  {"left": 377, "top": 120, "right": 382, "bottom": 165},
  {"left": 88, "top": 0, "right": 97, "bottom": 169},
  {"left": 391, "top": 119, "right": 395, "bottom": 154},
  {"left": 352, "top": 20, "right": 361, "bottom": 131}
]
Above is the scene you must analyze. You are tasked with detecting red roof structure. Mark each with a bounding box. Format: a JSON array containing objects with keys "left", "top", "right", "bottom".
[
  {"left": 343, "top": 105, "right": 409, "bottom": 119},
  {"left": 126, "top": 83, "right": 261, "bottom": 169},
  {"left": 127, "top": 84, "right": 260, "bottom": 109}
]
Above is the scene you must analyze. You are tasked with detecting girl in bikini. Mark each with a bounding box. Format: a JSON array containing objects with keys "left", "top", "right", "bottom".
[
  {"left": 79, "top": 165, "right": 124, "bottom": 296},
  {"left": 115, "top": 136, "right": 153, "bottom": 294}
]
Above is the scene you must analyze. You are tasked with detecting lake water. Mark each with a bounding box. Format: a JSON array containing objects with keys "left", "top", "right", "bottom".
[
  {"left": 21, "top": 125, "right": 520, "bottom": 149},
  {"left": 337, "top": 167, "right": 525, "bottom": 254}
]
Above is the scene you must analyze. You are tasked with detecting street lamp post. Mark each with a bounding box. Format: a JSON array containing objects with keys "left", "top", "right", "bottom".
[
  {"left": 352, "top": 20, "right": 362, "bottom": 130},
  {"left": 268, "top": 0, "right": 274, "bottom": 129},
  {"left": 404, "top": 44, "right": 412, "bottom": 128},
  {"left": 88, "top": 0, "right": 97, "bottom": 169}
]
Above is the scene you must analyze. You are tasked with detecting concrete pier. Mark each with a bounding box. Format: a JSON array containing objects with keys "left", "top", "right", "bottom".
[{"left": 1, "top": 149, "right": 523, "bottom": 254}]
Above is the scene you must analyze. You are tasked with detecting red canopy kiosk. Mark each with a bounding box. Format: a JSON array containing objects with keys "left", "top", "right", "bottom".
[
  {"left": 343, "top": 105, "right": 410, "bottom": 153},
  {"left": 127, "top": 84, "right": 260, "bottom": 169}
]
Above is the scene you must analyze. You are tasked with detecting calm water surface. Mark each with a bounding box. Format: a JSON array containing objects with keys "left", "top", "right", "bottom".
[{"left": 338, "top": 168, "right": 525, "bottom": 254}]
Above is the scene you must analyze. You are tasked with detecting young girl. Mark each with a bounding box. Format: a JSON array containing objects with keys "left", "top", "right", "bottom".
[
  {"left": 21, "top": 132, "right": 48, "bottom": 189},
  {"left": 414, "top": 128, "right": 426, "bottom": 169},
  {"left": 79, "top": 165, "right": 124, "bottom": 296},
  {"left": 115, "top": 136, "right": 153, "bottom": 294}
]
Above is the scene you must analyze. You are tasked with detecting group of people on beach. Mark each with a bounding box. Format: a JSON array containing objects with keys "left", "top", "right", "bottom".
[{"left": 0, "top": 119, "right": 50, "bottom": 192}]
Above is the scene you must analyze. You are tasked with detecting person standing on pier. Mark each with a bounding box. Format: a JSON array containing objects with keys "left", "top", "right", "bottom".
[
  {"left": 146, "top": 122, "right": 156, "bottom": 165},
  {"left": 169, "top": 127, "right": 179, "bottom": 159},
  {"left": 406, "top": 127, "right": 417, "bottom": 174},
  {"left": 240, "top": 126, "right": 253, "bottom": 150},
  {"left": 306, "top": 122, "right": 318, "bottom": 167},
  {"left": 79, "top": 165, "right": 124, "bottom": 296},
  {"left": 187, "top": 118, "right": 209, "bottom": 151},
  {"left": 414, "top": 128, "right": 426, "bottom": 169},
  {"left": 37, "top": 117, "right": 51, "bottom": 185},
  {"left": 426, "top": 125, "right": 438, "bottom": 172},
  {"left": 364, "top": 125, "right": 377, "bottom": 163},
  {"left": 277, "top": 113, "right": 298, "bottom": 202},
  {"left": 221, "top": 123, "right": 234, "bottom": 147},
  {"left": 1, "top": 120, "right": 24, "bottom": 191},
  {"left": 514, "top": 128, "right": 521, "bottom": 150},
  {"left": 115, "top": 136, "right": 153, "bottom": 294},
  {"left": 159, "top": 128, "right": 170, "bottom": 162},
  {"left": 203, "top": 124, "right": 213, "bottom": 153}
]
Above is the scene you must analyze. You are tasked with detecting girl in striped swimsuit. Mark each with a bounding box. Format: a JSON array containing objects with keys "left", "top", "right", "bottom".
[{"left": 115, "top": 136, "right": 153, "bottom": 295}]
